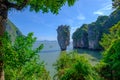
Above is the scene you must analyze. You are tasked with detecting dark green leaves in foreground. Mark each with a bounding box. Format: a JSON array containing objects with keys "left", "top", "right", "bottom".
[
  {"left": 31, "top": 0, "right": 76, "bottom": 13},
  {"left": 97, "top": 21, "right": 120, "bottom": 80},
  {"left": 0, "top": 32, "right": 50, "bottom": 80},
  {"left": 53, "top": 51, "right": 101, "bottom": 80},
  {"left": 112, "top": 0, "right": 120, "bottom": 9},
  {"left": 100, "top": 21, "right": 120, "bottom": 49},
  {"left": 8, "top": 0, "right": 77, "bottom": 14}
]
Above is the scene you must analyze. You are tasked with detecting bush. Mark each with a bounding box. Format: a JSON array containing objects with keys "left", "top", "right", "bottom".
[
  {"left": 53, "top": 51, "right": 101, "bottom": 80},
  {"left": 98, "top": 21, "right": 120, "bottom": 80},
  {"left": 100, "top": 21, "right": 120, "bottom": 49},
  {"left": 97, "top": 39, "right": 120, "bottom": 80},
  {"left": 0, "top": 32, "right": 50, "bottom": 80}
]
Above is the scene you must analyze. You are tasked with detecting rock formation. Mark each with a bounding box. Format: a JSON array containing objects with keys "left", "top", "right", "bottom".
[
  {"left": 72, "top": 24, "right": 88, "bottom": 49},
  {"left": 72, "top": 9, "right": 120, "bottom": 50},
  {"left": 57, "top": 25, "right": 70, "bottom": 51},
  {"left": 6, "top": 19, "right": 22, "bottom": 41},
  {"left": 88, "top": 16, "right": 108, "bottom": 50}
]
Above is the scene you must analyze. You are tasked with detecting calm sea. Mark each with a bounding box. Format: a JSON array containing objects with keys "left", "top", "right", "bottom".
[{"left": 33, "top": 41, "right": 101, "bottom": 78}]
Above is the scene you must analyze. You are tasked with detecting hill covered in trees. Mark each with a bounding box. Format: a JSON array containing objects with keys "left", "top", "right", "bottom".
[
  {"left": 6, "top": 19, "right": 22, "bottom": 41},
  {"left": 72, "top": 9, "right": 120, "bottom": 50}
]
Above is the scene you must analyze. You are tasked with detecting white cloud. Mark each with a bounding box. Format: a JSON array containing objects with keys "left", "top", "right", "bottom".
[
  {"left": 77, "top": 14, "right": 86, "bottom": 20},
  {"left": 102, "top": 4, "right": 112, "bottom": 11},
  {"left": 93, "top": 11, "right": 104, "bottom": 15},
  {"left": 93, "top": 3, "right": 112, "bottom": 15}
]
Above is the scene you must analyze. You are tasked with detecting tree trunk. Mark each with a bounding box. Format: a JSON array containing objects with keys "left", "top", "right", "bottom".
[
  {"left": 0, "top": 1, "right": 8, "bottom": 80},
  {"left": 0, "top": 17, "right": 6, "bottom": 80}
]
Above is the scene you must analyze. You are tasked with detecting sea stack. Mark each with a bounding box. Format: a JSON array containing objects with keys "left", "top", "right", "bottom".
[{"left": 57, "top": 25, "right": 70, "bottom": 51}]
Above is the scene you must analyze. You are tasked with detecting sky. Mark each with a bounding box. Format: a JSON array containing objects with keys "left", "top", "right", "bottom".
[{"left": 8, "top": 0, "right": 113, "bottom": 41}]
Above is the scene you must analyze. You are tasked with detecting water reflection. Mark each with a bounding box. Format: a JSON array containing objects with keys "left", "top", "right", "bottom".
[
  {"left": 76, "top": 49, "right": 102, "bottom": 59},
  {"left": 40, "top": 49, "right": 102, "bottom": 79},
  {"left": 35, "top": 41, "right": 103, "bottom": 79}
]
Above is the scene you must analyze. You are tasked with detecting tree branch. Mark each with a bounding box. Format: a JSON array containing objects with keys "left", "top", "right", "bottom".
[{"left": 8, "top": 0, "right": 29, "bottom": 10}]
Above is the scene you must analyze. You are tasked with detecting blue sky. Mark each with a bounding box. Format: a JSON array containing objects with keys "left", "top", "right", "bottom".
[{"left": 8, "top": 0, "right": 113, "bottom": 41}]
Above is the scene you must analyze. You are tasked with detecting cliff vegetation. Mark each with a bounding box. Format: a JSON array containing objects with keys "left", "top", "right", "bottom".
[{"left": 72, "top": 9, "right": 120, "bottom": 50}]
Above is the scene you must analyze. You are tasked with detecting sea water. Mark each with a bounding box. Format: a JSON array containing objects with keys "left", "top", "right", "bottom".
[{"left": 34, "top": 41, "right": 101, "bottom": 78}]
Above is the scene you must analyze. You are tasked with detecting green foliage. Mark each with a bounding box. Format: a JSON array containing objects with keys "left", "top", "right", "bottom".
[
  {"left": 94, "top": 61, "right": 108, "bottom": 80},
  {"left": 0, "top": 32, "right": 50, "bottom": 80},
  {"left": 6, "top": 19, "right": 22, "bottom": 42},
  {"left": 97, "top": 39, "right": 120, "bottom": 80},
  {"left": 53, "top": 51, "right": 101, "bottom": 80},
  {"left": 112, "top": 0, "right": 120, "bottom": 9},
  {"left": 57, "top": 25, "right": 70, "bottom": 40},
  {"left": 95, "top": 16, "right": 108, "bottom": 26},
  {"left": 72, "top": 24, "right": 88, "bottom": 40},
  {"left": 8, "top": 0, "right": 77, "bottom": 14},
  {"left": 72, "top": 9, "right": 120, "bottom": 49},
  {"left": 72, "top": 16, "right": 108, "bottom": 40},
  {"left": 104, "top": 39, "right": 120, "bottom": 79},
  {"left": 98, "top": 21, "right": 120, "bottom": 80},
  {"left": 100, "top": 21, "right": 120, "bottom": 49}
]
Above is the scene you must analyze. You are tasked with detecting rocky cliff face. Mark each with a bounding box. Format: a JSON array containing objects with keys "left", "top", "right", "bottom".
[
  {"left": 103, "top": 9, "right": 120, "bottom": 33},
  {"left": 57, "top": 25, "right": 70, "bottom": 51},
  {"left": 72, "top": 24, "right": 88, "bottom": 49},
  {"left": 72, "top": 9, "right": 120, "bottom": 50},
  {"left": 6, "top": 19, "right": 22, "bottom": 41},
  {"left": 88, "top": 16, "right": 108, "bottom": 50}
]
